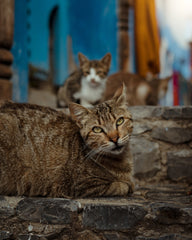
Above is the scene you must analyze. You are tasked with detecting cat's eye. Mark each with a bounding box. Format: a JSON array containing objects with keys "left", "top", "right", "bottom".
[
  {"left": 116, "top": 117, "right": 124, "bottom": 126},
  {"left": 92, "top": 126, "right": 103, "bottom": 133},
  {"left": 85, "top": 71, "right": 90, "bottom": 75}
]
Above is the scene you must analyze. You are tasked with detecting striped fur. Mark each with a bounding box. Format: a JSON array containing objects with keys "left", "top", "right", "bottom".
[{"left": 0, "top": 89, "right": 134, "bottom": 198}]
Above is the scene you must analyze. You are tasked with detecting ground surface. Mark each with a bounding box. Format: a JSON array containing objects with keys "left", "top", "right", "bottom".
[
  {"left": 28, "top": 85, "right": 57, "bottom": 108},
  {"left": 1, "top": 184, "right": 192, "bottom": 239}
]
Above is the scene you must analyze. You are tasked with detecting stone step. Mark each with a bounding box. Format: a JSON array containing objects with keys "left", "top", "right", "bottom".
[{"left": 0, "top": 185, "right": 192, "bottom": 240}]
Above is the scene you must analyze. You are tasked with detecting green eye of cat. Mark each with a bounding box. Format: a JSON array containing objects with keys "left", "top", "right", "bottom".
[
  {"left": 85, "top": 71, "right": 90, "bottom": 75},
  {"left": 116, "top": 117, "right": 124, "bottom": 126},
  {"left": 92, "top": 126, "right": 103, "bottom": 133}
]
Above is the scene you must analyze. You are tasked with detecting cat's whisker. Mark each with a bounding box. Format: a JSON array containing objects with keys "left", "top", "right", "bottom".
[
  {"left": 120, "top": 135, "right": 129, "bottom": 143},
  {"left": 84, "top": 149, "right": 96, "bottom": 161},
  {"left": 93, "top": 150, "right": 106, "bottom": 163}
]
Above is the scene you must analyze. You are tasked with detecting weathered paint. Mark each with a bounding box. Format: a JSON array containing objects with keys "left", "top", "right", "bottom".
[
  {"left": 12, "top": 0, "right": 118, "bottom": 101},
  {"left": 27, "top": 0, "right": 118, "bottom": 85},
  {"left": 68, "top": 0, "right": 118, "bottom": 78},
  {"left": 11, "top": 0, "right": 28, "bottom": 102}
]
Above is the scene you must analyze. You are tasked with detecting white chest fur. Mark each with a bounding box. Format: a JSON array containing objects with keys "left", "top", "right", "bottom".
[{"left": 73, "top": 68, "right": 107, "bottom": 107}]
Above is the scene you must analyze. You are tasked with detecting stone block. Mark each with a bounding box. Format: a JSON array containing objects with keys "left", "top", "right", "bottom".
[
  {"left": 167, "top": 150, "right": 192, "bottom": 182},
  {"left": 0, "top": 196, "right": 17, "bottom": 218},
  {"left": 104, "top": 233, "right": 120, "bottom": 240},
  {"left": 182, "top": 107, "right": 192, "bottom": 119},
  {"left": 82, "top": 204, "right": 147, "bottom": 230},
  {"left": 162, "top": 107, "right": 183, "bottom": 119},
  {"left": 136, "top": 235, "right": 192, "bottom": 240},
  {"left": 152, "top": 127, "right": 192, "bottom": 144},
  {"left": 132, "top": 122, "right": 152, "bottom": 135},
  {"left": 151, "top": 203, "right": 192, "bottom": 225},
  {"left": 163, "top": 107, "right": 192, "bottom": 119},
  {"left": 104, "top": 233, "right": 134, "bottom": 240},
  {"left": 76, "top": 230, "right": 101, "bottom": 240},
  {"left": 16, "top": 198, "right": 80, "bottom": 224},
  {"left": 145, "top": 188, "right": 192, "bottom": 204},
  {"left": 162, "top": 106, "right": 192, "bottom": 119},
  {"left": 129, "top": 106, "right": 192, "bottom": 120},
  {"left": 18, "top": 235, "right": 42, "bottom": 240},
  {"left": 0, "top": 231, "right": 13, "bottom": 240},
  {"left": 129, "top": 106, "right": 163, "bottom": 120},
  {"left": 130, "top": 137, "right": 161, "bottom": 178}
]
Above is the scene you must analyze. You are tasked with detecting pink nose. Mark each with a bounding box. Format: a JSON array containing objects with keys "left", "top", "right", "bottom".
[
  {"left": 91, "top": 78, "right": 96, "bottom": 84},
  {"left": 110, "top": 135, "right": 119, "bottom": 143}
]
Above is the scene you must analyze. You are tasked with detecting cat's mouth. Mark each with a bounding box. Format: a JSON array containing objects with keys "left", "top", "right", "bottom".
[
  {"left": 111, "top": 145, "right": 124, "bottom": 152},
  {"left": 89, "top": 81, "right": 100, "bottom": 87}
]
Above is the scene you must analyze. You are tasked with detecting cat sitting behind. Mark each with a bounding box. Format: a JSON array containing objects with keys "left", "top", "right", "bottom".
[
  {"left": 57, "top": 52, "right": 111, "bottom": 108},
  {"left": 102, "top": 72, "right": 172, "bottom": 105},
  {"left": 0, "top": 86, "right": 134, "bottom": 198}
]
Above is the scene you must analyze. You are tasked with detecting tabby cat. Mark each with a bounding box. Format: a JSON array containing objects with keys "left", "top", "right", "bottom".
[
  {"left": 102, "top": 72, "right": 172, "bottom": 105},
  {"left": 0, "top": 86, "right": 134, "bottom": 198},
  {"left": 57, "top": 52, "right": 111, "bottom": 108}
]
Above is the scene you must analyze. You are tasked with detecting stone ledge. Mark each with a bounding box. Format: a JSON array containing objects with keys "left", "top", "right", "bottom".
[
  {"left": 136, "top": 235, "right": 192, "bottom": 240},
  {"left": 1, "top": 185, "right": 192, "bottom": 240},
  {"left": 82, "top": 204, "right": 147, "bottom": 230},
  {"left": 129, "top": 106, "right": 192, "bottom": 120},
  {"left": 167, "top": 150, "right": 192, "bottom": 182},
  {"left": 151, "top": 127, "right": 192, "bottom": 144},
  {"left": 16, "top": 198, "right": 80, "bottom": 224}
]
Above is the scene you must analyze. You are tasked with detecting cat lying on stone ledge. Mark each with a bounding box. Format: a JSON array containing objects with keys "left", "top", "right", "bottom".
[{"left": 0, "top": 86, "right": 134, "bottom": 198}]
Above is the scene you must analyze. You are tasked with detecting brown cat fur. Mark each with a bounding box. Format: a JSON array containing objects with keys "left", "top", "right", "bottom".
[
  {"left": 0, "top": 88, "right": 134, "bottom": 198},
  {"left": 103, "top": 72, "right": 171, "bottom": 105}
]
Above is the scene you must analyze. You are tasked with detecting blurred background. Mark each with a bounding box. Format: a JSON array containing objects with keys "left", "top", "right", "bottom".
[{"left": 0, "top": 0, "right": 192, "bottom": 107}]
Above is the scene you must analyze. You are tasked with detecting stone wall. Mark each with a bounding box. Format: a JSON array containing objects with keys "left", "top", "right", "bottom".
[
  {"left": 0, "top": 106, "right": 192, "bottom": 240},
  {"left": 129, "top": 106, "right": 192, "bottom": 185}
]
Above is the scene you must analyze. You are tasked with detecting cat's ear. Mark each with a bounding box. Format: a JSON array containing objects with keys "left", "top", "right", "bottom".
[
  {"left": 78, "top": 53, "right": 89, "bottom": 67},
  {"left": 113, "top": 83, "right": 127, "bottom": 106},
  {"left": 69, "top": 102, "right": 90, "bottom": 127},
  {"left": 100, "top": 53, "right": 111, "bottom": 69}
]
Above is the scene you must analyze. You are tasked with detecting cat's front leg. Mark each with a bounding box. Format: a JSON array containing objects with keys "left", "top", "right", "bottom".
[
  {"left": 105, "top": 181, "right": 134, "bottom": 197},
  {"left": 80, "top": 98, "right": 93, "bottom": 108},
  {"left": 73, "top": 91, "right": 81, "bottom": 100}
]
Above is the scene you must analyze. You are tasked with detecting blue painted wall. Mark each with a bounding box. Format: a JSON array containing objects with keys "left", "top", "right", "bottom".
[
  {"left": 12, "top": 0, "right": 118, "bottom": 101},
  {"left": 11, "top": 0, "right": 28, "bottom": 102},
  {"left": 68, "top": 0, "right": 118, "bottom": 76},
  {"left": 27, "top": 0, "right": 69, "bottom": 84},
  {"left": 27, "top": 0, "right": 118, "bottom": 86}
]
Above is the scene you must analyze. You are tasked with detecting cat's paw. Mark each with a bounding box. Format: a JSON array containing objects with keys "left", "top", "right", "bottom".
[{"left": 106, "top": 181, "right": 134, "bottom": 197}]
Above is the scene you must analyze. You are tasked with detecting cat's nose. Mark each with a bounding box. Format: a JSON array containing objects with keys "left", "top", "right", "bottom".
[
  {"left": 110, "top": 136, "right": 119, "bottom": 143},
  {"left": 91, "top": 78, "right": 96, "bottom": 84}
]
